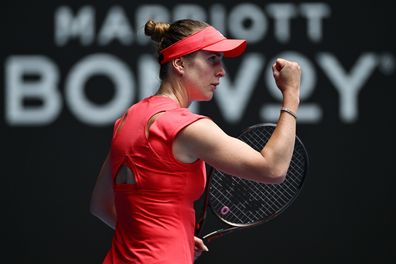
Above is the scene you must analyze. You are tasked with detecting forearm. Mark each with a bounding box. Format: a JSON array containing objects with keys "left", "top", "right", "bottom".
[{"left": 260, "top": 96, "right": 299, "bottom": 180}]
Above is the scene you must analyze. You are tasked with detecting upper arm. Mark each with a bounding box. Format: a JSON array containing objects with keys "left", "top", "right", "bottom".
[{"left": 175, "top": 119, "right": 280, "bottom": 183}]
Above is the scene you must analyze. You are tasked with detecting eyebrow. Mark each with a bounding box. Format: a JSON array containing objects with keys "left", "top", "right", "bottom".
[{"left": 204, "top": 52, "right": 223, "bottom": 58}]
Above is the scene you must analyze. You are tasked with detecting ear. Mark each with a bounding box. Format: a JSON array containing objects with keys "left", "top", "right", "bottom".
[{"left": 171, "top": 58, "right": 184, "bottom": 75}]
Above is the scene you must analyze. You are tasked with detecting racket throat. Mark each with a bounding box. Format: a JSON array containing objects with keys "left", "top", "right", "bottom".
[{"left": 202, "top": 226, "right": 240, "bottom": 243}]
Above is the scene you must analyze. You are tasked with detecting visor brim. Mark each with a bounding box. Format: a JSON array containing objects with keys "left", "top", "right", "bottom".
[{"left": 202, "top": 39, "right": 247, "bottom": 57}]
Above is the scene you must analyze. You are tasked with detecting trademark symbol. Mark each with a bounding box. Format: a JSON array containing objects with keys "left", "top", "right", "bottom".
[{"left": 378, "top": 53, "right": 395, "bottom": 75}]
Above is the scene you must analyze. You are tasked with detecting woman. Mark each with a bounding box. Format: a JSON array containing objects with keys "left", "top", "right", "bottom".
[{"left": 90, "top": 19, "right": 301, "bottom": 263}]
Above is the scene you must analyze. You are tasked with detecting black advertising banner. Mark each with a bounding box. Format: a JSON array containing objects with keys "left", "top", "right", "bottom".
[{"left": 1, "top": 0, "right": 395, "bottom": 263}]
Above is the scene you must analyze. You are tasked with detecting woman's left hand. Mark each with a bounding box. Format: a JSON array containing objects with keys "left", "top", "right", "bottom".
[{"left": 194, "top": 236, "right": 209, "bottom": 261}]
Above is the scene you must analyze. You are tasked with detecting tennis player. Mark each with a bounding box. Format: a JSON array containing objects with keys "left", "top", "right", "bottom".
[{"left": 90, "top": 18, "right": 301, "bottom": 263}]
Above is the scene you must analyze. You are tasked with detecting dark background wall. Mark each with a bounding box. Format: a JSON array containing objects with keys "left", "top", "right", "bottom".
[{"left": 1, "top": 0, "right": 395, "bottom": 263}]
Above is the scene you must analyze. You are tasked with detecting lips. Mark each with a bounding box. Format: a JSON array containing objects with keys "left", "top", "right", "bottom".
[{"left": 210, "top": 83, "right": 219, "bottom": 90}]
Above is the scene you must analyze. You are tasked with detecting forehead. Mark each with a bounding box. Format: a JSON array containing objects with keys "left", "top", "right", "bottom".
[
  {"left": 198, "top": 51, "right": 224, "bottom": 58},
  {"left": 182, "top": 50, "right": 224, "bottom": 63}
]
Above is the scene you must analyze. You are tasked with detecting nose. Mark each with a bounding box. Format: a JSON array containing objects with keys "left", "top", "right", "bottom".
[{"left": 216, "top": 64, "right": 226, "bottom": 77}]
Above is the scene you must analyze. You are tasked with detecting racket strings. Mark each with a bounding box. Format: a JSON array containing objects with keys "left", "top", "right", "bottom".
[{"left": 209, "top": 125, "right": 307, "bottom": 226}]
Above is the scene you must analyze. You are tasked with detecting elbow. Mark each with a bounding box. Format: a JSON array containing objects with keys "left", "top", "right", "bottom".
[
  {"left": 261, "top": 158, "right": 291, "bottom": 184},
  {"left": 90, "top": 198, "right": 116, "bottom": 221},
  {"left": 270, "top": 165, "right": 289, "bottom": 184},
  {"left": 268, "top": 172, "right": 286, "bottom": 184},
  {"left": 89, "top": 198, "right": 104, "bottom": 219},
  {"left": 256, "top": 167, "right": 287, "bottom": 184},
  {"left": 89, "top": 201, "right": 99, "bottom": 217}
]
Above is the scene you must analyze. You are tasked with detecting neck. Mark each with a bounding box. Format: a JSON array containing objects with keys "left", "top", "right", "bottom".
[{"left": 155, "top": 79, "right": 190, "bottom": 108}]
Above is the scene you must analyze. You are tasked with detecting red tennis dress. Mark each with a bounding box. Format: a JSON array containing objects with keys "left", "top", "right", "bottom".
[{"left": 103, "top": 96, "right": 207, "bottom": 264}]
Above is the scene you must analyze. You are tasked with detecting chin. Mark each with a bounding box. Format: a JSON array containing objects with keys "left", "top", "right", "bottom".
[{"left": 203, "top": 93, "right": 214, "bottom": 101}]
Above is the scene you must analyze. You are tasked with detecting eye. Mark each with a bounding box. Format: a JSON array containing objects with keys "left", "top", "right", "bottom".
[
  {"left": 208, "top": 55, "right": 217, "bottom": 62},
  {"left": 208, "top": 55, "right": 221, "bottom": 65}
]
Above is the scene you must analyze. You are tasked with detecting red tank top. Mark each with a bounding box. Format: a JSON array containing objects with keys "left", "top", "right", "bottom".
[{"left": 103, "top": 96, "right": 207, "bottom": 264}]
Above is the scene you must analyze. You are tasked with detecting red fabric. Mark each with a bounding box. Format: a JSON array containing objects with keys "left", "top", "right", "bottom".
[{"left": 104, "top": 96, "right": 207, "bottom": 264}]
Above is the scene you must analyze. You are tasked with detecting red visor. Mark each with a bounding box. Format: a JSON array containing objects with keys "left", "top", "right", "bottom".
[{"left": 160, "top": 26, "right": 247, "bottom": 64}]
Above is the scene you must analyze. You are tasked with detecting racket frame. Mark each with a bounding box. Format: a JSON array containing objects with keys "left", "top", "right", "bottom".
[{"left": 195, "top": 123, "right": 309, "bottom": 243}]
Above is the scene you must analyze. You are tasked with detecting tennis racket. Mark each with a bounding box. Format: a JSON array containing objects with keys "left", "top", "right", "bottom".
[{"left": 195, "top": 123, "right": 309, "bottom": 244}]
